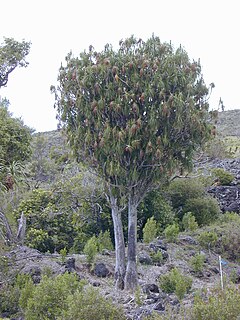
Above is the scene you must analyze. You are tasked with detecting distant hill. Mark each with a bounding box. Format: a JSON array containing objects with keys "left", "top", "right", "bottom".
[{"left": 217, "top": 109, "right": 240, "bottom": 137}]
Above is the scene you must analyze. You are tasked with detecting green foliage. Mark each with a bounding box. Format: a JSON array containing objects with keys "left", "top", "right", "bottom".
[
  {"left": 60, "top": 247, "right": 67, "bottom": 263},
  {"left": 58, "top": 285, "right": 125, "bottom": 320},
  {"left": 0, "top": 37, "right": 31, "bottom": 88},
  {"left": 182, "top": 212, "right": 198, "bottom": 231},
  {"left": 23, "top": 273, "right": 84, "bottom": 320},
  {"left": 150, "top": 250, "right": 164, "bottom": 266},
  {"left": 168, "top": 178, "right": 205, "bottom": 211},
  {"left": 190, "top": 253, "right": 205, "bottom": 273},
  {"left": 192, "top": 285, "right": 240, "bottom": 320},
  {"left": 53, "top": 35, "right": 211, "bottom": 188},
  {"left": 139, "top": 190, "right": 176, "bottom": 235},
  {"left": 198, "top": 230, "right": 218, "bottom": 249},
  {"left": 83, "top": 235, "right": 98, "bottom": 264},
  {"left": 211, "top": 167, "right": 234, "bottom": 185},
  {"left": 164, "top": 224, "right": 179, "bottom": 243},
  {"left": 184, "top": 197, "right": 220, "bottom": 226},
  {"left": 159, "top": 267, "right": 192, "bottom": 300},
  {"left": 97, "top": 230, "right": 113, "bottom": 252},
  {"left": 0, "top": 99, "right": 32, "bottom": 189},
  {"left": 143, "top": 217, "right": 158, "bottom": 244},
  {"left": 0, "top": 274, "right": 33, "bottom": 318}
]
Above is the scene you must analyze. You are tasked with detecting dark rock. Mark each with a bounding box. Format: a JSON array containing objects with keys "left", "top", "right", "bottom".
[
  {"left": 142, "top": 283, "right": 159, "bottom": 294},
  {"left": 94, "top": 262, "right": 110, "bottom": 277},
  {"left": 154, "top": 301, "right": 165, "bottom": 311},
  {"left": 207, "top": 185, "right": 240, "bottom": 213},
  {"left": 179, "top": 235, "right": 198, "bottom": 245},
  {"left": 209, "top": 266, "right": 219, "bottom": 274},
  {"left": 22, "top": 265, "right": 41, "bottom": 284},
  {"left": 138, "top": 251, "right": 152, "bottom": 265},
  {"left": 65, "top": 257, "right": 76, "bottom": 272},
  {"left": 150, "top": 240, "right": 167, "bottom": 252}
]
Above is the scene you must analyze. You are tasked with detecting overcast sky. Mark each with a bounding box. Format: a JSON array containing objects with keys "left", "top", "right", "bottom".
[{"left": 0, "top": 0, "right": 239, "bottom": 132}]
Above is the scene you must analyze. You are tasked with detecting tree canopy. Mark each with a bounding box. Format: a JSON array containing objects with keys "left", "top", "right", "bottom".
[
  {"left": 53, "top": 35, "right": 214, "bottom": 290},
  {"left": 0, "top": 37, "right": 31, "bottom": 88}
]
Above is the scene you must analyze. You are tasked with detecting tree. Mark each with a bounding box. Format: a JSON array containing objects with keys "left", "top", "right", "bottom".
[
  {"left": 52, "top": 35, "right": 213, "bottom": 290},
  {"left": 0, "top": 37, "right": 31, "bottom": 88},
  {"left": 0, "top": 98, "right": 32, "bottom": 189}
]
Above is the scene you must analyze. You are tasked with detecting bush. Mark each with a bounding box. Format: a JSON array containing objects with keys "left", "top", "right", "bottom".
[
  {"left": 143, "top": 217, "right": 158, "bottom": 244},
  {"left": 139, "top": 190, "right": 175, "bottom": 235},
  {"left": 212, "top": 168, "right": 234, "bottom": 186},
  {"left": 198, "top": 230, "right": 218, "bottom": 249},
  {"left": 182, "top": 212, "right": 198, "bottom": 231},
  {"left": 159, "top": 268, "right": 192, "bottom": 300},
  {"left": 58, "top": 286, "right": 125, "bottom": 320},
  {"left": 150, "top": 251, "right": 164, "bottom": 266},
  {"left": 97, "top": 230, "right": 113, "bottom": 252},
  {"left": 23, "top": 273, "right": 83, "bottom": 320},
  {"left": 168, "top": 178, "right": 205, "bottom": 210},
  {"left": 184, "top": 197, "right": 220, "bottom": 226},
  {"left": 192, "top": 285, "right": 240, "bottom": 320},
  {"left": 190, "top": 254, "right": 205, "bottom": 273},
  {"left": 83, "top": 235, "right": 98, "bottom": 264},
  {"left": 164, "top": 224, "right": 179, "bottom": 243}
]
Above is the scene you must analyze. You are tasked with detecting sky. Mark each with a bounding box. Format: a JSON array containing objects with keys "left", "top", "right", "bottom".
[{"left": 0, "top": 0, "right": 239, "bottom": 132}]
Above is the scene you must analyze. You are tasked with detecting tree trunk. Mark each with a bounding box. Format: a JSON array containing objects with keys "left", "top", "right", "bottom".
[
  {"left": 110, "top": 195, "right": 126, "bottom": 289},
  {"left": 124, "top": 199, "right": 138, "bottom": 291}
]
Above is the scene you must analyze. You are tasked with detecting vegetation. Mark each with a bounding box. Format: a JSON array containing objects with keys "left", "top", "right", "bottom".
[
  {"left": 53, "top": 35, "right": 213, "bottom": 290},
  {"left": 2, "top": 34, "right": 240, "bottom": 319},
  {"left": 0, "top": 37, "right": 31, "bottom": 88}
]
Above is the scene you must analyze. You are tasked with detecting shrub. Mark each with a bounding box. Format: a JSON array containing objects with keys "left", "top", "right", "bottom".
[
  {"left": 168, "top": 178, "right": 205, "bottom": 210},
  {"left": 212, "top": 168, "right": 234, "bottom": 186},
  {"left": 190, "top": 254, "right": 205, "bottom": 273},
  {"left": 150, "top": 250, "right": 164, "bottom": 266},
  {"left": 192, "top": 285, "right": 240, "bottom": 320},
  {"left": 182, "top": 212, "right": 198, "bottom": 231},
  {"left": 198, "top": 231, "right": 218, "bottom": 249},
  {"left": 143, "top": 217, "right": 158, "bottom": 244},
  {"left": 97, "top": 230, "right": 113, "bottom": 252},
  {"left": 140, "top": 190, "right": 175, "bottom": 233},
  {"left": 184, "top": 197, "right": 220, "bottom": 226},
  {"left": 83, "top": 235, "right": 98, "bottom": 264},
  {"left": 164, "top": 224, "right": 179, "bottom": 243},
  {"left": 58, "top": 285, "right": 125, "bottom": 320},
  {"left": 159, "top": 267, "right": 192, "bottom": 300},
  {"left": 23, "top": 273, "right": 83, "bottom": 320}
]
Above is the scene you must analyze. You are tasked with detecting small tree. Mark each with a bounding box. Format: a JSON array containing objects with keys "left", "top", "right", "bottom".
[
  {"left": 53, "top": 35, "right": 213, "bottom": 290},
  {"left": 0, "top": 37, "right": 31, "bottom": 88},
  {"left": 143, "top": 217, "right": 158, "bottom": 244}
]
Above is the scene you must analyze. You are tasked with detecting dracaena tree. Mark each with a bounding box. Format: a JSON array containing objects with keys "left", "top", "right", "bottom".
[
  {"left": 52, "top": 35, "right": 213, "bottom": 290},
  {"left": 0, "top": 37, "right": 31, "bottom": 88}
]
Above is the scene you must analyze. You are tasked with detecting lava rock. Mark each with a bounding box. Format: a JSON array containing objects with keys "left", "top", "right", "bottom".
[{"left": 94, "top": 262, "right": 110, "bottom": 277}]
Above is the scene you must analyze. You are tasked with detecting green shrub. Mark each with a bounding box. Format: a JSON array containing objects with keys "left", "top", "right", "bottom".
[
  {"left": 150, "top": 250, "right": 164, "bottom": 266},
  {"left": 192, "top": 285, "right": 240, "bottom": 320},
  {"left": 159, "top": 267, "right": 192, "bottom": 300},
  {"left": 184, "top": 197, "right": 220, "bottom": 226},
  {"left": 198, "top": 231, "right": 218, "bottom": 249},
  {"left": 190, "top": 254, "right": 205, "bottom": 273},
  {"left": 140, "top": 190, "right": 175, "bottom": 233},
  {"left": 218, "top": 223, "right": 240, "bottom": 262},
  {"left": 58, "top": 285, "right": 125, "bottom": 320},
  {"left": 143, "top": 217, "right": 158, "bottom": 244},
  {"left": 168, "top": 178, "right": 205, "bottom": 210},
  {"left": 97, "top": 230, "right": 113, "bottom": 252},
  {"left": 219, "top": 211, "right": 240, "bottom": 224},
  {"left": 83, "top": 235, "right": 98, "bottom": 264},
  {"left": 182, "top": 212, "right": 198, "bottom": 231},
  {"left": 164, "top": 224, "right": 179, "bottom": 243},
  {"left": 23, "top": 273, "right": 83, "bottom": 320},
  {"left": 212, "top": 168, "right": 234, "bottom": 186}
]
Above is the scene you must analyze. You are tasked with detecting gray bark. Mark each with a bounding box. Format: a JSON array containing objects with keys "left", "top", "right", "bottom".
[
  {"left": 0, "top": 211, "right": 14, "bottom": 244},
  {"left": 109, "top": 195, "right": 126, "bottom": 289},
  {"left": 124, "top": 198, "right": 138, "bottom": 291}
]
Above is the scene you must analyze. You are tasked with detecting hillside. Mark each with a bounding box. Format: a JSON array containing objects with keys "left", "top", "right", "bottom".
[{"left": 1, "top": 109, "right": 240, "bottom": 319}]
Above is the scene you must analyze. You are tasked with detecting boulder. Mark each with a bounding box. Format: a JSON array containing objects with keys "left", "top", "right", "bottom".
[
  {"left": 94, "top": 262, "right": 110, "bottom": 277},
  {"left": 138, "top": 251, "right": 152, "bottom": 265}
]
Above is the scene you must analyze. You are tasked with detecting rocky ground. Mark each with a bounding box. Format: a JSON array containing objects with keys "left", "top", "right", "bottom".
[{"left": 2, "top": 232, "right": 239, "bottom": 320}]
